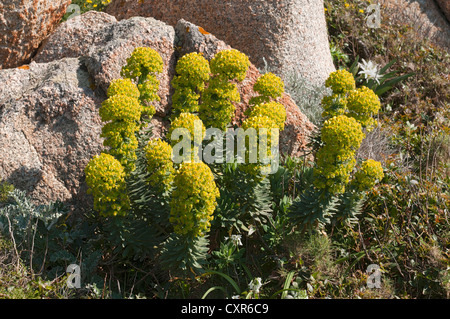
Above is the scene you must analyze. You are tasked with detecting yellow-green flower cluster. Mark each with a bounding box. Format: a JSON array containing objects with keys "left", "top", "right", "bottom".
[
  {"left": 121, "top": 47, "right": 164, "bottom": 81},
  {"left": 325, "top": 69, "right": 356, "bottom": 94},
  {"left": 250, "top": 72, "right": 285, "bottom": 105},
  {"left": 321, "top": 115, "right": 365, "bottom": 151},
  {"left": 321, "top": 94, "right": 348, "bottom": 119},
  {"left": 172, "top": 52, "right": 211, "bottom": 91},
  {"left": 314, "top": 115, "right": 365, "bottom": 193},
  {"left": 314, "top": 149, "right": 357, "bottom": 193},
  {"left": 198, "top": 49, "right": 249, "bottom": 130},
  {"left": 169, "top": 113, "right": 206, "bottom": 162},
  {"left": 100, "top": 94, "right": 142, "bottom": 123},
  {"left": 247, "top": 101, "right": 286, "bottom": 131},
  {"left": 169, "top": 112, "right": 206, "bottom": 144},
  {"left": 199, "top": 77, "right": 241, "bottom": 130},
  {"left": 171, "top": 53, "right": 211, "bottom": 115},
  {"left": 169, "top": 162, "right": 220, "bottom": 237},
  {"left": 121, "top": 47, "right": 162, "bottom": 116},
  {"left": 144, "top": 139, "right": 175, "bottom": 191},
  {"left": 107, "top": 78, "right": 140, "bottom": 99},
  {"left": 240, "top": 72, "right": 286, "bottom": 177},
  {"left": 210, "top": 49, "right": 250, "bottom": 81},
  {"left": 101, "top": 121, "right": 139, "bottom": 170},
  {"left": 137, "top": 75, "right": 158, "bottom": 116},
  {"left": 321, "top": 70, "right": 380, "bottom": 131},
  {"left": 346, "top": 86, "right": 381, "bottom": 132},
  {"left": 241, "top": 114, "right": 281, "bottom": 177},
  {"left": 100, "top": 93, "right": 142, "bottom": 172},
  {"left": 353, "top": 159, "right": 384, "bottom": 191},
  {"left": 85, "top": 153, "right": 130, "bottom": 217}
]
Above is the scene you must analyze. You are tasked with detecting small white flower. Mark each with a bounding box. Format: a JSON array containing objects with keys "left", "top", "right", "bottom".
[
  {"left": 247, "top": 225, "right": 256, "bottom": 236},
  {"left": 358, "top": 59, "right": 382, "bottom": 84},
  {"left": 248, "top": 277, "right": 262, "bottom": 293},
  {"left": 225, "top": 234, "right": 243, "bottom": 246},
  {"left": 231, "top": 295, "right": 240, "bottom": 299}
]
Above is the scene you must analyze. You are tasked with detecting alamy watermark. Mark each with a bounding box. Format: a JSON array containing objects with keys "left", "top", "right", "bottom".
[
  {"left": 366, "top": 264, "right": 382, "bottom": 289},
  {"left": 366, "top": 3, "right": 381, "bottom": 29},
  {"left": 66, "top": 264, "right": 81, "bottom": 289},
  {"left": 170, "top": 121, "right": 280, "bottom": 175}
]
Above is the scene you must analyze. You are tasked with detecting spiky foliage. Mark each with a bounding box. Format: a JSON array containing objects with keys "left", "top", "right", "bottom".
[
  {"left": 159, "top": 233, "right": 210, "bottom": 275},
  {"left": 212, "top": 162, "right": 273, "bottom": 233},
  {"left": 288, "top": 187, "right": 339, "bottom": 230}
]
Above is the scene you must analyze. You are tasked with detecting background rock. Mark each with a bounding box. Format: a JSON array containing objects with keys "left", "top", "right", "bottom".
[
  {"left": 436, "top": 0, "right": 450, "bottom": 23},
  {"left": 34, "top": 13, "right": 177, "bottom": 117},
  {"left": 105, "top": 0, "right": 336, "bottom": 85},
  {"left": 0, "top": 58, "right": 103, "bottom": 210},
  {"left": 34, "top": 11, "right": 118, "bottom": 64},
  {"left": 380, "top": 0, "right": 450, "bottom": 49},
  {"left": 0, "top": 0, "right": 71, "bottom": 69}
]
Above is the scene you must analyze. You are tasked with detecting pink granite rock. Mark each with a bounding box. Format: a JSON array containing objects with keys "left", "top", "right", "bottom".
[
  {"left": 0, "top": 0, "right": 71, "bottom": 69},
  {"left": 105, "top": 0, "right": 336, "bottom": 85}
]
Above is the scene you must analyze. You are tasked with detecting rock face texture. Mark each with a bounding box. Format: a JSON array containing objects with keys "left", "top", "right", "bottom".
[
  {"left": 380, "top": 0, "right": 450, "bottom": 49},
  {"left": 34, "top": 12, "right": 177, "bottom": 117},
  {"left": 1, "top": 12, "right": 315, "bottom": 212},
  {"left": 0, "top": 0, "right": 71, "bottom": 69},
  {"left": 0, "top": 58, "right": 103, "bottom": 207},
  {"left": 105, "top": 0, "right": 336, "bottom": 85},
  {"left": 436, "top": 0, "right": 450, "bottom": 23}
]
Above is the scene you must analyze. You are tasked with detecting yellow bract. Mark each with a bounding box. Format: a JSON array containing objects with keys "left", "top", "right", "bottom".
[
  {"left": 107, "top": 78, "right": 140, "bottom": 99},
  {"left": 210, "top": 49, "right": 250, "bottom": 81},
  {"left": 145, "top": 139, "right": 175, "bottom": 190},
  {"left": 314, "top": 115, "right": 365, "bottom": 194},
  {"left": 346, "top": 86, "right": 381, "bottom": 132},
  {"left": 253, "top": 72, "right": 285, "bottom": 100},
  {"left": 354, "top": 159, "right": 385, "bottom": 191},
  {"left": 121, "top": 47, "right": 163, "bottom": 80},
  {"left": 248, "top": 101, "right": 286, "bottom": 131},
  {"left": 169, "top": 162, "right": 220, "bottom": 237},
  {"left": 325, "top": 69, "right": 356, "bottom": 94},
  {"left": 85, "top": 153, "right": 130, "bottom": 217}
]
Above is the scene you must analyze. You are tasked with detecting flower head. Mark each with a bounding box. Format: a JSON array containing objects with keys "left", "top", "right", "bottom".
[
  {"left": 121, "top": 47, "right": 163, "bottom": 81},
  {"left": 253, "top": 72, "right": 285, "bottom": 99},
  {"left": 346, "top": 86, "right": 381, "bottom": 132},
  {"left": 107, "top": 78, "right": 140, "bottom": 99},
  {"left": 249, "top": 277, "right": 262, "bottom": 293},
  {"left": 354, "top": 159, "right": 384, "bottom": 191},
  {"left": 85, "top": 153, "right": 130, "bottom": 217},
  {"left": 358, "top": 59, "right": 382, "bottom": 84},
  {"left": 169, "top": 162, "right": 220, "bottom": 237},
  {"left": 325, "top": 69, "right": 356, "bottom": 94},
  {"left": 225, "top": 234, "right": 243, "bottom": 246},
  {"left": 144, "top": 139, "right": 175, "bottom": 190},
  {"left": 248, "top": 101, "right": 287, "bottom": 131},
  {"left": 210, "top": 49, "right": 250, "bottom": 81}
]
